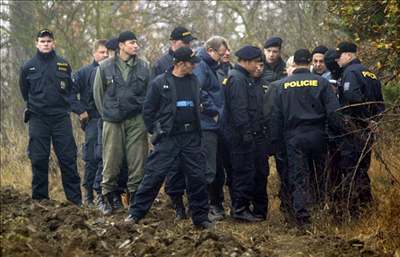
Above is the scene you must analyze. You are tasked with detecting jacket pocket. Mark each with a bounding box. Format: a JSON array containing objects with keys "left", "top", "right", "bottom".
[{"left": 26, "top": 72, "right": 43, "bottom": 95}]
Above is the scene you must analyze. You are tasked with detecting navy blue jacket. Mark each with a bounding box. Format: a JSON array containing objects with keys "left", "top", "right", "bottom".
[
  {"left": 71, "top": 60, "right": 99, "bottom": 118},
  {"left": 271, "top": 68, "right": 342, "bottom": 142},
  {"left": 152, "top": 48, "right": 174, "bottom": 78},
  {"left": 193, "top": 48, "right": 224, "bottom": 131},
  {"left": 19, "top": 50, "right": 74, "bottom": 116},
  {"left": 222, "top": 64, "right": 265, "bottom": 144},
  {"left": 143, "top": 71, "right": 201, "bottom": 136},
  {"left": 338, "top": 59, "right": 385, "bottom": 124},
  {"left": 260, "top": 57, "right": 287, "bottom": 86}
]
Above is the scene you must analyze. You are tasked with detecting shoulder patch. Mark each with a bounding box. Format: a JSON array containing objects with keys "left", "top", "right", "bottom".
[
  {"left": 362, "top": 71, "right": 377, "bottom": 80},
  {"left": 222, "top": 78, "right": 228, "bottom": 86}
]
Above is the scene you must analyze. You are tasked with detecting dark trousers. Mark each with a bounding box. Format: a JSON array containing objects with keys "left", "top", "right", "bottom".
[
  {"left": 285, "top": 129, "right": 327, "bottom": 221},
  {"left": 229, "top": 134, "right": 269, "bottom": 215},
  {"left": 252, "top": 135, "right": 269, "bottom": 217},
  {"left": 93, "top": 118, "right": 128, "bottom": 195},
  {"left": 82, "top": 118, "right": 100, "bottom": 197},
  {"left": 274, "top": 150, "right": 291, "bottom": 214},
  {"left": 131, "top": 132, "right": 209, "bottom": 225},
  {"left": 28, "top": 114, "right": 82, "bottom": 205},
  {"left": 209, "top": 135, "right": 232, "bottom": 205},
  {"left": 333, "top": 131, "right": 373, "bottom": 215},
  {"left": 164, "top": 163, "right": 186, "bottom": 198}
]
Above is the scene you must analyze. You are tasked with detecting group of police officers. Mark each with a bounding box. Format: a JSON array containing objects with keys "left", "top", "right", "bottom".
[{"left": 19, "top": 26, "right": 384, "bottom": 230}]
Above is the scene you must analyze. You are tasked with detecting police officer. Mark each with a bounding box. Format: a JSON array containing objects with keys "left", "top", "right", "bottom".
[
  {"left": 71, "top": 39, "right": 108, "bottom": 207},
  {"left": 271, "top": 49, "right": 342, "bottom": 229},
  {"left": 19, "top": 29, "right": 82, "bottom": 205},
  {"left": 335, "top": 42, "right": 385, "bottom": 217},
  {"left": 93, "top": 31, "right": 150, "bottom": 215},
  {"left": 153, "top": 26, "right": 197, "bottom": 77},
  {"left": 260, "top": 37, "right": 290, "bottom": 218},
  {"left": 223, "top": 45, "right": 267, "bottom": 222},
  {"left": 152, "top": 26, "right": 197, "bottom": 219},
  {"left": 311, "top": 45, "right": 330, "bottom": 78},
  {"left": 261, "top": 36, "right": 287, "bottom": 85},
  {"left": 126, "top": 47, "right": 212, "bottom": 229}
]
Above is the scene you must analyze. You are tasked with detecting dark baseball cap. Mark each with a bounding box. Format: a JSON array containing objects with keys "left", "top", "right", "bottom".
[
  {"left": 336, "top": 41, "right": 357, "bottom": 54},
  {"left": 118, "top": 31, "right": 137, "bottom": 43},
  {"left": 294, "top": 48, "right": 312, "bottom": 64},
  {"left": 235, "top": 45, "right": 263, "bottom": 61},
  {"left": 37, "top": 29, "right": 54, "bottom": 39},
  {"left": 312, "top": 45, "right": 328, "bottom": 56},
  {"left": 170, "top": 26, "right": 196, "bottom": 43},
  {"left": 264, "top": 36, "right": 283, "bottom": 49},
  {"left": 173, "top": 47, "right": 200, "bottom": 63}
]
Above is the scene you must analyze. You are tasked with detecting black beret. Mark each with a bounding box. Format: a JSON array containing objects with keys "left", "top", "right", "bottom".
[
  {"left": 235, "top": 45, "right": 262, "bottom": 60},
  {"left": 264, "top": 36, "right": 283, "bottom": 49},
  {"left": 105, "top": 37, "right": 119, "bottom": 51},
  {"left": 37, "top": 29, "right": 54, "bottom": 39},
  {"left": 312, "top": 45, "right": 328, "bottom": 56},
  {"left": 118, "top": 31, "right": 137, "bottom": 43},
  {"left": 336, "top": 41, "right": 357, "bottom": 54},
  {"left": 173, "top": 47, "right": 200, "bottom": 63},
  {"left": 170, "top": 26, "right": 196, "bottom": 43},
  {"left": 294, "top": 48, "right": 312, "bottom": 64}
]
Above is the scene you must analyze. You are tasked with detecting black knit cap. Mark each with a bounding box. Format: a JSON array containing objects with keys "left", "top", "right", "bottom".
[
  {"left": 235, "top": 45, "right": 262, "bottom": 61},
  {"left": 37, "top": 29, "right": 54, "bottom": 39},
  {"left": 264, "top": 36, "right": 283, "bottom": 49},
  {"left": 312, "top": 45, "right": 328, "bottom": 56},
  {"left": 294, "top": 48, "right": 312, "bottom": 64},
  {"left": 173, "top": 47, "right": 200, "bottom": 63},
  {"left": 118, "top": 31, "right": 137, "bottom": 43},
  {"left": 336, "top": 41, "right": 357, "bottom": 54},
  {"left": 105, "top": 37, "right": 119, "bottom": 51}
]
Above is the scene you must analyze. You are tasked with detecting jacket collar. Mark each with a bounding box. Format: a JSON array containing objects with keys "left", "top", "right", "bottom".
[{"left": 36, "top": 49, "right": 56, "bottom": 61}]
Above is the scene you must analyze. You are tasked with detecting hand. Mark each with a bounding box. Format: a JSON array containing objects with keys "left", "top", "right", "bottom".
[
  {"left": 213, "top": 114, "right": 219, "bottom": 123},
  {"left": 79, "top": 111, "right": 89, "bottom": 123}
]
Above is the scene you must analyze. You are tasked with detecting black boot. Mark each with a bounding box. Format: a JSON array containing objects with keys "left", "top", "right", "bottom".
[
  {"left": 209, "top": 203, "right": 225, "bottom": 221},
  {"left": 96, "top": 194, "right": 112, "bottom": 215},
  {"left": 128, "top": 191, "right": 135, "bottom": 213},
  {"left": 111, "top": 192, "right": 123, "bottom": 210},
  {"left": 84, "top": 189, "right": 94, "bottom": 207},
  {"left": 171, "top": 195, "right": 187, "bottom": 220}
]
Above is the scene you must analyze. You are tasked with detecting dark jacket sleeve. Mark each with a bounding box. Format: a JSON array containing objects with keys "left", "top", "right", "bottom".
[
  {"left": 70, "top": 68, "right": 87, "bottom": 115},
  {"left": 321, "top": 81, "right": 345, "bottom": 135},
  {"left": 227, "top": 77, "right": 250, "bottom": 134},
  {"left": 193, "top": 63, "right": 220, "bottom": 117},
  {"left": 143, "top": 79, "right": 160, "bottom": 134},
  {"left": 19, "top": 66, "right": 29, "bottom": 102},
  {"left": 270, "top": 88, "right": 284, "bottom": 147},
  {"left": 342, "top": 70, "right": 364, "bottom": 104}
]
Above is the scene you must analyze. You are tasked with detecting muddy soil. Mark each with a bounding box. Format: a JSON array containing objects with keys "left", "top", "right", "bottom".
[{"left": 0, "top": 187, "right": 390, "bottom": 257}]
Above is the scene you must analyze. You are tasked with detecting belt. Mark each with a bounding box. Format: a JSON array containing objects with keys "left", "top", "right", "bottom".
[{"left": 171, "top": 122, "right": 198, "bottom": 135}]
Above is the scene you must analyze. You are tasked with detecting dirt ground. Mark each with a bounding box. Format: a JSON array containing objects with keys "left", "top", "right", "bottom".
[{"left": 0, "top": 186, "right": 392, "bottom": 257}]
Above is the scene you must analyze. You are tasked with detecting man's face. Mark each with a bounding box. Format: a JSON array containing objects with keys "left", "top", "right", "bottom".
[
  {"left": 264, "top": 46, "right": 281, "bottom": 64},
  {"left": 254, "top": 62, "right": 264, "bottom": 78},
  {"left": 36, "top": 36, "right": 55, "bottom": 53},
  {"left": 337, "top": 52, "right": 351, "bottom": 67},
  {"left": 172, "top": 40, "right": 191, "bottom": 51},
  {"left": 208, "top": 45, "right": 228, "bottom": 63},
  {"left": 241, "top": 59, "right": 261, "bottom": 77},
  {"left": 93, "top": 45, "right": 109, "bottom": 62},
  {"left": 312, "top": 53, "right": 326, "bottom": 74},
  {"left": 119, "top": 40, "right": 140, "bottom": 56},
  {"left": 222, "top": 49, "right": 231, "bottom": 63},
  {"left": 179, "top": 61, "right": 196, "bottom": 75}
]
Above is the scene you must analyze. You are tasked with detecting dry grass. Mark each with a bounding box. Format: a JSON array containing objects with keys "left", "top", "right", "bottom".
[{"left": 1, "top": 123, "right": 399, "bottom": 254}]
